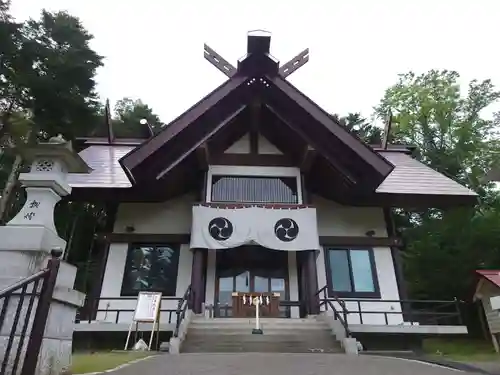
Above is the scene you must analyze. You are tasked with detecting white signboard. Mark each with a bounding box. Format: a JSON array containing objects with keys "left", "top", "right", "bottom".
[
  {"left": 133, "top": 292, "right": 162, "bottom": 322},
  {"left": 491, "top": 296, "right": 500, "bottom": 311}
]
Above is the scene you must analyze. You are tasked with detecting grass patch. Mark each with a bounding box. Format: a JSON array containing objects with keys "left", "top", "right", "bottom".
[
  {"left": 71, "top": 351, "right": 154, "bottom": 374},
  {"left": 424, "top": 338, "right": 500, "bottom": 362}
]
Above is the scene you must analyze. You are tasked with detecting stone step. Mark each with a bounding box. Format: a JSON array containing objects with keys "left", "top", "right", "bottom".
[
  {"left": 189, "top": 323, "right": 329, "bottom": 332},
  {"left": 187, "top": 327, "right": 335, "bottom": 339},
  {"left": 182, "top": 316, "right": 344, "bottom": 354},
  {"left": 182, "top": 341, "right": 343, "bottom": 353},
  {"left": 186, "top": 333, "right": 336, "bottom": 342},
  {"left": 190, "top": 320, "right": 326, "bottom": 327},
  {"left": 191, "top": 318, "right": 322, "bottom": 324}
]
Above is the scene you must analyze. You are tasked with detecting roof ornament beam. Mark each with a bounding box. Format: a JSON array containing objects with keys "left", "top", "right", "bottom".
[
  {"left": 104, "top": 99, "right": 115, "bottom": 144},
  {"left": 204, "top": 44, "right": 236, "bottom": 78},
  {"left": 205, "top": 31, "right": 308, "bottom": 79},
  {"left": 381, "top": 110, "right": 393, "bottom": 150},
  {"left": 279, "top": 48, "right": 309, "bottom": 78}
]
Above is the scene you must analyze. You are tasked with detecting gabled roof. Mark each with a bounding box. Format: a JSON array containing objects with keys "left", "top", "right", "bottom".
[
  {"left": 120, "top": 76, "right": 249, "bottom": 178},
  {"left": 476, "top": 270, "right": 500, "bottom": 288},
  {"left": 68, "top": 145, "right": 133, "bottom": 188},
  {"left": 377, "top": 152, "right": 476, "bottom": 197},
  {"left": 68, "top": 32, "right": 477, "bottom": 207},
  {"left": 119, "top": 33, "right": 394, "bottom": 193}
]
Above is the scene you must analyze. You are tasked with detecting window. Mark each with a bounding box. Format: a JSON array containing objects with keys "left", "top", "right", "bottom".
[
  {"left": 121, "top": 244, "right": 180, "bottom": 296},
  {"left": 324, "top": 248, "right": 380, "bottom": 298},
  {"left": 210, "top": 175, "right": 299, "bottom": 203}
]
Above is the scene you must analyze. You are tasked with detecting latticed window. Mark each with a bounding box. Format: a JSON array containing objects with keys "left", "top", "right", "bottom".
[
  {"left": 211, "top": 175, "right": 299, "bottom": 204},
  {"left": 35, "top": 159, "right": 54, "bottom": 172}
]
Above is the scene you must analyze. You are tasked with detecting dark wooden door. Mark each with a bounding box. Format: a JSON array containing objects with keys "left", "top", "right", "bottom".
[
  {"left": 215, "top": 247, "right": 288, "bottom": 317},
  {"left": 232, "top": 292, "right": 281, "bottom": 318}
]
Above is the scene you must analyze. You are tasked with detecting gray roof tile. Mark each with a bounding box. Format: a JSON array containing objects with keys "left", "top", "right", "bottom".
[
  {"left": 377, "top": 152, "right": 477, "bottom": 196},
  {"left": 67, "top": 145, "right": 477, "bottom": 198},
  {"left": 67, "top": 145, "right": 133, "bottom": 188}
]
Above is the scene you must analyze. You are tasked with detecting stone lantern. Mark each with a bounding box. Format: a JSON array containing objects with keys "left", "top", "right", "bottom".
[
  {"left": 0, "top": 135, "right": 91, "bottom": 278},
  {"left": 0, "top": 135, "right": 91, "bottom": 375}
]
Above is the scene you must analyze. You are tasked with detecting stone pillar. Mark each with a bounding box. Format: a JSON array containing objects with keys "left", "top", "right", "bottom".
[
  {"left": 190, "top": 248, "right": 206, "bottom": 314},
  {"left": 0, "top": 136, "right": 91, "bottom": 375}
]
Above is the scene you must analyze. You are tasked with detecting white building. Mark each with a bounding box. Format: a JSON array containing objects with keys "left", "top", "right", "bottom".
[{"left": 68, "top": 32, "right": 476, "bottom": 351}]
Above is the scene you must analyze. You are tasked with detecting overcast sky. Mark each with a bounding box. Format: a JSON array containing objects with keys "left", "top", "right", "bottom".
[{"left": 10, "top": 0, "right": 500, "bottom": 124}]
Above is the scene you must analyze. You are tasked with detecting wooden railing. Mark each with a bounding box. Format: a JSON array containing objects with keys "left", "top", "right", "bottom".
[{"left": 0, "top": 251, "right": 61, "bottom": 375}]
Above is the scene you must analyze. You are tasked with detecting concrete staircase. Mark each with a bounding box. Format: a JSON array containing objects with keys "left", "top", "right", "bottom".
[{"left": 181, "top": 316, "right": 344, "bottom": 353}]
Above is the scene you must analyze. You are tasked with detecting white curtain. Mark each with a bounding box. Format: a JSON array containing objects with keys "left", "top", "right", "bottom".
[{"left": 190, "top": 205, "right": 320, "bottom": 251}]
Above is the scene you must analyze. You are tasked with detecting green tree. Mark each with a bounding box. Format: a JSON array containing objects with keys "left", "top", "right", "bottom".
[
  {"left": 114, "top": 97, "right": 164, "bottom": 137},
  {"left": 375, "top": 70, "right": 500, "bottom": 304},
  {"left": 377, "top": 70, "right": 500, "bottom": 193},
  {"left": 331, "top": 112, "right": 382, "bottom": 144},
  {"left": 89, "top": 98, "right": 165, "bottom": 139},
  {"left": 0, "top": 4, "right": 103, "bottom": 221}
]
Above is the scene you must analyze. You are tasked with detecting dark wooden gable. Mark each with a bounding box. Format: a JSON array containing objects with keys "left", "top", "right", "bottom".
[{"left": 119, "top": 31, "right": 393, "bottom": 200}]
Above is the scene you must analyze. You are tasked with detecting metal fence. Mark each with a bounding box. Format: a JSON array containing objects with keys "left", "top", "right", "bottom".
[{"left": 0, "top": 251, "right": 60, "bottom": 375}]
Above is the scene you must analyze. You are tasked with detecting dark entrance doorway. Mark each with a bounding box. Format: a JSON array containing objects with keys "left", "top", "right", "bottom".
[{"left": 215, "top": 246, "right": 289, "bottom": 317}]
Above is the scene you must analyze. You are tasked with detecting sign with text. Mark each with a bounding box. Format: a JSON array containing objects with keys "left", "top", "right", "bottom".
[{"left": 133, "top": 292, "right": 162, "bottom": 322}]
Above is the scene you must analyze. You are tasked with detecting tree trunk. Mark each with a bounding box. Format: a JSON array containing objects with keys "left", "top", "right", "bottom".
[{"left": 0, "top": 153, "right": 22, "bottom": 223}]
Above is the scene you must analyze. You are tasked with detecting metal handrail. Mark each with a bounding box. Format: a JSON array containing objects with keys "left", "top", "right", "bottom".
[
  {"left": 0, "top": 268, "right": 48, "bottom": 297},
  {"left": 316, "top": 290, "right": 464, "bottom": 327},
  {"left": 316, "top": 285, "right": 351, "bottom": 337},
  {"left": 0, "top": 254, "right": 60, "bottom": 375},
  {"left": 173, "top": 285, "right": 192, "bottom": 337}
]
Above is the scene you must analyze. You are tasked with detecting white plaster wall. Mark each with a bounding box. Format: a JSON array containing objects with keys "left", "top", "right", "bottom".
[
  {"left": 96, "top": 191, "right": 402, "bottom": 324},
  {"left": 205, "top": 249, "right": 217, "bottom": 308},
  {"left": 313, "top": 195, "right": 387, "bottom": 237},
  {"left": 288, "top": 251, "right": 300, "bottom": 318},
  {"left": 113, "top": 193, "right": 194, "bottom": 233},
  {"left": 312, "top": 195, "right": 403, "bottom": 325},
  {"left": 259, "top": 136, "right": 282, "bottom": 154},
  {"left": 225, "top": 134, "right": 249, "bottom": 153},
  {"left": 223, "top": 133, "right": 282, "bottom": 155},
  {"left": 97, "top": 243, "right": 193, "bottom": 324}
]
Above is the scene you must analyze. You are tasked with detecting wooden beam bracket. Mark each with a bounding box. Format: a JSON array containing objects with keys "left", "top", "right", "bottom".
[
  {"left": 196, "top": 144, "right": 210, "bottom": 171},
  {"left": 299, "top": 145, "right": 316, "bottom": 173}
]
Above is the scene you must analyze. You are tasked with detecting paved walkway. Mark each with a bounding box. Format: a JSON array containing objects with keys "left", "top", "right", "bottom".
[{"left": 109, "top": 353, "right": 481, "bottom": 375}]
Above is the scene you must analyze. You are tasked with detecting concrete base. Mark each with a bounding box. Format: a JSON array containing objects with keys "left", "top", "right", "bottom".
[
  {"left": 342, "top": 338, "right": 359, "bottom": 355},
  {"left": 0, "top": 226, "right": 66, "bottom": 254},
  {"left": 168, "top": 310, "right": 193, "bottom": 354},
  {"left": 0, "top": 255, "right": 84, "bottom": 375},
  {"left": 169, "top": 337, "right": 181, "bottom": 354}
]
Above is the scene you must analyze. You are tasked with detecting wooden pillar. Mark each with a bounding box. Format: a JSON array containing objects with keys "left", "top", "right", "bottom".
[
  {"left": 191, "top": 248, "right": 206, "bottom": 314},
  {"left": 296, "top": 252, "right": 307, "bottom": 317},
  {"left": 88, "top": 202, "right": 118, "bottom": 320},
  {"left": 306, "top": 250, "right": 320, "bottom": 315}
]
